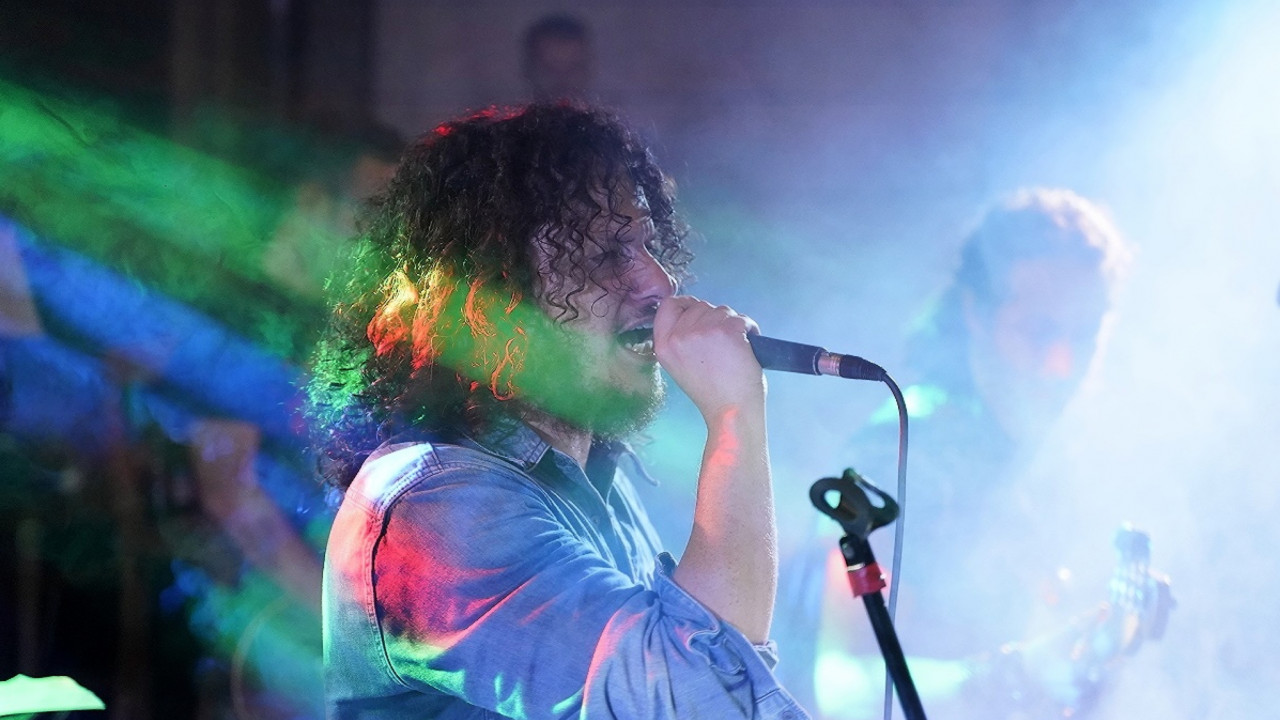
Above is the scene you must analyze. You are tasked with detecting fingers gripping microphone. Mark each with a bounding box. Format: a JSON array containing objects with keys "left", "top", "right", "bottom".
[{"left": 747, "top": 335, "right": 886, "bottom": 381}]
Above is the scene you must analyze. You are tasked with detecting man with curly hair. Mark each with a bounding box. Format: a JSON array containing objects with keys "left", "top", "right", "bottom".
[{"left": 311, "top": 104, "right": 809, "bottom": 718}]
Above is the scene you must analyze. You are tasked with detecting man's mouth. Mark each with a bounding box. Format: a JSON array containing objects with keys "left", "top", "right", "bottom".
[{"left": 616, "top": 325, "right": 655, "bottom": 357}]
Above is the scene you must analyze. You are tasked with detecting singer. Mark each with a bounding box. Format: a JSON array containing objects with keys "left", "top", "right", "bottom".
[{"left": 308, "top": 103, "right": 809, "bottom": 718}]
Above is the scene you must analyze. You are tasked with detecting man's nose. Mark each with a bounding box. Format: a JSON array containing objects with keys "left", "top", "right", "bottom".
[{"left": 628, "top": 247, "right": 676, "bottom": 301}]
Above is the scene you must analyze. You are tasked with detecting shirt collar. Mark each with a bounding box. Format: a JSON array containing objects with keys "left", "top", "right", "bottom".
[
  {"left": 462, "top": 413, "right": 553, "bottom": 470},
  {"left": 463, "top": 413, "right": 633, "bottom": 494}
]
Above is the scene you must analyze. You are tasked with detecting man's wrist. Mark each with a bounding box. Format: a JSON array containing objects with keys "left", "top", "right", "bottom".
[{"left": 700, "top": 399, "right": 767, "bottom": 431}]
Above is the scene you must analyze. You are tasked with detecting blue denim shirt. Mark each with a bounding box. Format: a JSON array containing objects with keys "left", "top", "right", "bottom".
[{"left": 323, "top": 418, "right": 810, "bottom": 719}]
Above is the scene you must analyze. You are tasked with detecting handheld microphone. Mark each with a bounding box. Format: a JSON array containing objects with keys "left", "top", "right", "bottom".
[{"left": 746, "top": 334, "right": 886, "bottom": 381}]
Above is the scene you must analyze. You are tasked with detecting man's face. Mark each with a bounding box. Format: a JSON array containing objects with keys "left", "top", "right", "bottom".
[
  {"left": 528, "top": 188, "right": 677, "bottom": 434},
  {"left": 527, "top": 36, "right": 593, "bottom": 100},
  {"left": 964, "top": 256, "right": 1111, "bottom": 440}
]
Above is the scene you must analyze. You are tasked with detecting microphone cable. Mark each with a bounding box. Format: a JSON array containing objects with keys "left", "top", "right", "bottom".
[{"left": 880, "top": 371, "right": 910, "bottom": 720}]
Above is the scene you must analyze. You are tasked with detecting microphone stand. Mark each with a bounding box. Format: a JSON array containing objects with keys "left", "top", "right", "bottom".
[{"left": 811, "top": 469, "right": 927, "bottom": 720}]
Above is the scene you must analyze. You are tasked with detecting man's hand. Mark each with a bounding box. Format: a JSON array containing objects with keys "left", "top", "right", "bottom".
[{"left": 653, "top": 296, "right": 765, "bottom": 420}]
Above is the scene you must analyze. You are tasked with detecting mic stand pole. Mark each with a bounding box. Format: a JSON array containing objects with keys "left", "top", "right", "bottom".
[{"left": 811, "top": 469, "right": 927, "bottom": 720}]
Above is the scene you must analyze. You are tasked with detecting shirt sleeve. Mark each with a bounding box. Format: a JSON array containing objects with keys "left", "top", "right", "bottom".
[{"left": 371, "top": 459, "right": 809, "bottom": 720}]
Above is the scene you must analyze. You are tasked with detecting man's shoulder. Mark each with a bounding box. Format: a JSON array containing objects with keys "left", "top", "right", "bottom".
[{"left": 343, "top": 439, "right": 531, "bottom": 515}]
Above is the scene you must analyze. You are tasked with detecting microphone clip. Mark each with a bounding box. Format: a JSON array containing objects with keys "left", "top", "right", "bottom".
[{"left": 809, "top": 467, "right": 898, "bottom": 543}]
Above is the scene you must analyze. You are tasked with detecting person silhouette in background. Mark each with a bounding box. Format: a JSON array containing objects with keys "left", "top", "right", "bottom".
[
  {"left": 177, "top": 119, "right": 407, "bottom": 718},
  {"left": 786, "top": 188, "right": 1162, "bottom": 719},
  {"left": 262, "top": 121, "right": 404, "bottom": 301},
  {"left": 522, "top": 13, "right": 596, "bottom": 102}
]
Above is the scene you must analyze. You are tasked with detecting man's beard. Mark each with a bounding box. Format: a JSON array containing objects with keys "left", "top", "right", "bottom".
[
  {"left": 553, "top": 330, "right": 667, "bottom": 438},
  {"left": 514, "top": 322, "right": 666, "bottom": 438},
  {"left": 580, "top": 363, "right": 666, "bottom": 440}
]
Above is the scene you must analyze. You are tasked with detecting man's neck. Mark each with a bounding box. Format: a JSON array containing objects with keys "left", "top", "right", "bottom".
[{"left": 518, "top": 405, "right": 593, "bottom": 469}]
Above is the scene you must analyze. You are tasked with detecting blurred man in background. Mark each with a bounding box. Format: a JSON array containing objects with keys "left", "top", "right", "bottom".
[
  {"left": 522, "top": 14, "right": 596, "bottom": 102},
  {"left": 790, "top": 188, "right": 1154, "bottom": 719}
]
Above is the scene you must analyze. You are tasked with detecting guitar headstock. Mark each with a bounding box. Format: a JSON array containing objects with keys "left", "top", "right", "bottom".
[{"left": 1110, "top": 523, "right": 1175, "bottom": 649}]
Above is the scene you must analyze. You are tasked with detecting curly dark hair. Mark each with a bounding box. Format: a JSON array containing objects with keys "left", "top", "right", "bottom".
[{"left": 306, "top": 103, "right": 692, "bottom": 489}]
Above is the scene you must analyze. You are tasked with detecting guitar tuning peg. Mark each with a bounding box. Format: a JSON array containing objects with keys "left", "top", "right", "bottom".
[{"left": 1113, "top": 523, "right": 1151, "bottom": 563}]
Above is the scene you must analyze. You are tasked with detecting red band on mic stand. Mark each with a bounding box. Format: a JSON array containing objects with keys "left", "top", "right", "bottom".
[{"left": 848, "top": 563, "right": 887, "bottom": 597}]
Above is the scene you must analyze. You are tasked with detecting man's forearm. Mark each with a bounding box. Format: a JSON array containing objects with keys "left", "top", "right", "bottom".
[{"left": 673, "top": 404, "right": 778, "bottom": 643}]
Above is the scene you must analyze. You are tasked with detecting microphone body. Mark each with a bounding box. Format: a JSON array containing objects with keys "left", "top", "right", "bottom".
[{"left": 746, "top": 334, "right": 886, "bottom": 381}]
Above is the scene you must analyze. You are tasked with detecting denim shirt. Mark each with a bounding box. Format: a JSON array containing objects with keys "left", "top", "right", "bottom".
[{"left": 323, "top": 419, "right": 810, "bottom": 719}]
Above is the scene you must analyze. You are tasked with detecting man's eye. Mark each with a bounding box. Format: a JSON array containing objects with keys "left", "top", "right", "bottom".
[{"left": 595, "top": 247, "right": 635, "bottom": 264}]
